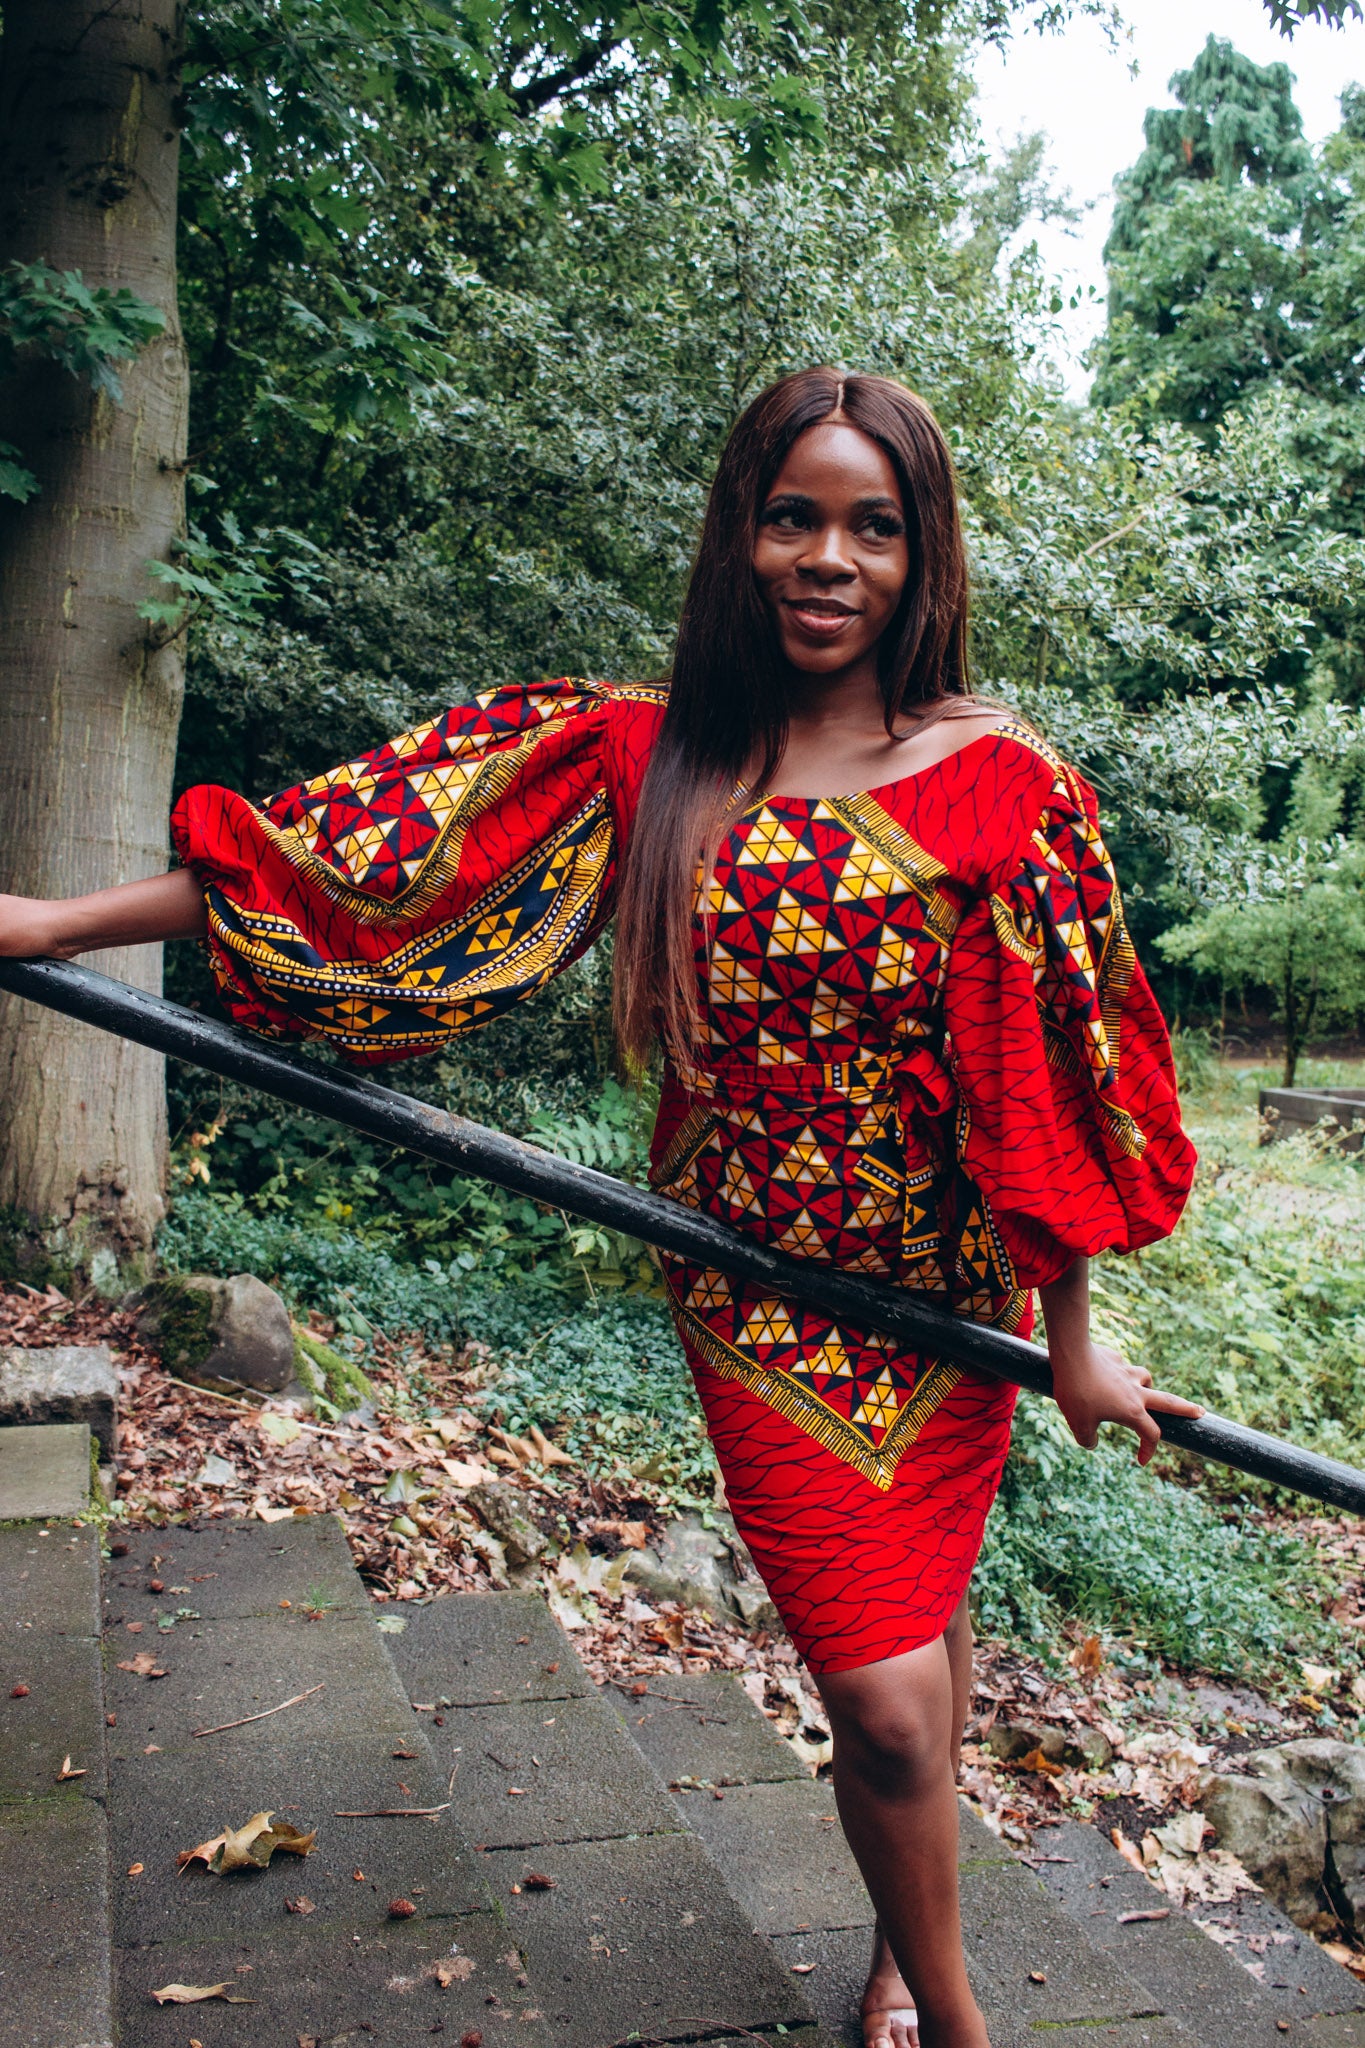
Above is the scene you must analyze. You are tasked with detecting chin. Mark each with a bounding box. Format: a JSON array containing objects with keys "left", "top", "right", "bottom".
[{"left": 782, "top": 638, "right": 869, "bottom": 676}]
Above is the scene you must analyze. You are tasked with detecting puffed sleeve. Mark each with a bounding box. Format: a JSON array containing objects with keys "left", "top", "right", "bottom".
[
  {"left": 170, "top": 678, "right": 665, "bottom": 1065},
  {"left": 944, "top": 759, "right": 1196, "bottom": 1290}
]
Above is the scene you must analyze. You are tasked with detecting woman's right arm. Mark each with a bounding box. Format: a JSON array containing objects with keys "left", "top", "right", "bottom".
[{"left": 0, "top": 868, "right": 208, "bottom": 959}]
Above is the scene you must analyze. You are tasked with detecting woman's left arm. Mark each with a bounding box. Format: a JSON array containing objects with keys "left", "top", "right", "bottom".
[{"left": 1039, "top": 1258, "right": 1202, "bottom": 1466}]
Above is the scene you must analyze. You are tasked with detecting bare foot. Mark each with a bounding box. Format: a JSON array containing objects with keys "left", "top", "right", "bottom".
[{"left": 862, "top": 1921, "right": 918, "bottom": 2048}]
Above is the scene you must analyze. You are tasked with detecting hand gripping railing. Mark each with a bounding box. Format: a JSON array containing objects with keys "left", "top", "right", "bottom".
[{"left": 2, "top": 955, "right": 1363, "bottom": 1516}]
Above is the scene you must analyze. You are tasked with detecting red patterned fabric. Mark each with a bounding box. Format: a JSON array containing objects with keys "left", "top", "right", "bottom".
[{"left": 172, "top": 680, "right": 1196, "bottom": 1673}]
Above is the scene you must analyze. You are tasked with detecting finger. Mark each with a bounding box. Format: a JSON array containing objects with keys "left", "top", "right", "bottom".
[
  {"left": 1133, "top": 1406, "right": 1162, "bottom": 1466},
  {"left": 1143, "top": 1390, "right": 1204, "bottom": 1419}
]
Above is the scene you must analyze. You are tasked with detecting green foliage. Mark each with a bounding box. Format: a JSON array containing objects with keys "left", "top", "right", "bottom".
[
  {"left": 976, "top": 1397, "right": 1331, "bottom": 1674},
  {"left": 1092, "top": 1111, "right": 1365, "bottom": 1471},
  {"left": 1158, "top": 776, "right": 1365, "bottom": 1083},
  {"left": 0, "top": 262, "right": 166, "bottom": 501}
]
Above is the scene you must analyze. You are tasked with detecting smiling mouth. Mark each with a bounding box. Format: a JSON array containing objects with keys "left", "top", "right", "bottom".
[{"left": 785, "top": 597, "right": 858, "bottom": 616}]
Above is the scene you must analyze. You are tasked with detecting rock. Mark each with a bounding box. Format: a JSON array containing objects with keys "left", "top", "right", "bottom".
[
  {"left": 134, "top": 1273, "right": 295, "bottom": 1394},
  {"left": 623, "top": 1511, "right": 781, "bottom": 1633},
  {"left": 986, "top": 1720, "right": 1067, "bottom": 1764},
  {"left": 985, "top": 1718, "right": 1112, "bottom": 1769},
  {"left": 1204, "top": 1738, "right": 1365, "bottom": 1936},
  {"left": 0, "top": 1343, "right": 118, "bottom": 1458},
  {"left": 1069, "top": 1725, "right": 1114, "bottom": 1771},
  {"left": 465, "top": 1482, "right": 548, "bottom": 1569}
]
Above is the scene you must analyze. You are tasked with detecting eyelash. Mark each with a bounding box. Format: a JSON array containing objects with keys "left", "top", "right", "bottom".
[{"left": 761, "top": 506, "right": 903, "bottom": 540}]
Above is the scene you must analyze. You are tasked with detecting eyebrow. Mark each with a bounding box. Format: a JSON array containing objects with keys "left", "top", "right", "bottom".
[{"left": 760, "top": 491, "right": 903, "bottom": 513}]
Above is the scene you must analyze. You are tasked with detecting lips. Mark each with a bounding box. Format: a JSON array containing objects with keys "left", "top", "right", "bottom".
[{"left": 784, "top": 597, "right": 861, "bottom": 637}]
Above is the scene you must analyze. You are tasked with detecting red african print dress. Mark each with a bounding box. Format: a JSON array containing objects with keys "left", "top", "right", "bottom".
[{"left": 172, "top": 678, "right": 1196, "bottom": 1674}]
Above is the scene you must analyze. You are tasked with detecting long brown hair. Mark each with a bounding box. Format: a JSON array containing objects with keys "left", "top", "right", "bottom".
[{"left": 612, "top": 366, "right": 973, "bottom": 1067}]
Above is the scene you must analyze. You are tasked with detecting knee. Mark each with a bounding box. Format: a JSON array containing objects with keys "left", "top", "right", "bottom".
[{"left": 831, "top": 1697, "right": 943, "bottom": 1797}]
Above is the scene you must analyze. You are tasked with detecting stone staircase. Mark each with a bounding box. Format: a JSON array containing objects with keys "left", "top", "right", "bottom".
[{"left": 2, "top": 1487, "right": 1364, "bottom": 2048}]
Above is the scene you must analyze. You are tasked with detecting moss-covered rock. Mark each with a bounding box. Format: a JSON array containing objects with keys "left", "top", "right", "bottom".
[
  {"left": 134, "top": 1273, "right": 294, "bottom": 1392},
  {"left": 292, "top": 1325, "right": 373, "bottom": 1413}
]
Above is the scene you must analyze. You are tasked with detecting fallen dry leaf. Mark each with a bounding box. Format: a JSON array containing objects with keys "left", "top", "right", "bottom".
[
  {"left": 285, "top": 1895, "right": 316, "bottom": 1915},
  {"left": 178, "top": 1811, "right": 316, "bottom": 1875},
  {"left": 150, "top": 1982, "right": 253, "bottom": 2005},
  {"left": 9, "top": 1684, "right": 29, "bottom": 1699},
  {"left": 1111, "top": 1828, "right": 1146, "bottom": 1876},
  {"left": 388, "top": 1897, "right": 417, "bottom": 1918},
  {"left": 527, "top": 1424, "right": 575, "bottom": 1468},
  {"left": 116, "top": 1652, "right": 167, "bottom": 1679},
  {"left": 1069, "top": 1634, "right": 1104, "bottom": 1681},
  {"left": 55, "top": 1756, "right": 86, "bottom": 1781},
  {"left": 1019, "top": 1746, "right": 1065, "bottom": 1778},
  {"left": 257, "top": 1409, "right": 302, "bottom": 1447},
  {"left": 127, "top": 1863, "right": 144, "bottom": 1877},
  {"left": 523, "top": 1872, "right": 556, "bottom": 1890}
]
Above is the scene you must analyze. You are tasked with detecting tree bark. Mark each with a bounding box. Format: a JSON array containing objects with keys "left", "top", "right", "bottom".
[{"left": 0, "top": 1, "right": 187, "bottom": 1272}]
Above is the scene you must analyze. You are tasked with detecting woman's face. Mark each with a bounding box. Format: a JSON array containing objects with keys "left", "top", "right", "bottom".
[{"left": 752, "top": 421, "right": 910, "bottom": 680}]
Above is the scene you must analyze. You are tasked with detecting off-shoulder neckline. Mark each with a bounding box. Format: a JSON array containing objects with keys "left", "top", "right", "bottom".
[{"left": 744, "top": 719, "right": 1024, "bottom": 810}]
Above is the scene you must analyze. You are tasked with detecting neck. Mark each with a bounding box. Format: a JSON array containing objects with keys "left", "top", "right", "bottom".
[{"left": 783, "top": 656, "right": 888, "bottom": 735}]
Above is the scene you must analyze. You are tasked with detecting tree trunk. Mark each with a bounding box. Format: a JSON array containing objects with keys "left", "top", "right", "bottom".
[
  {"left": 0, "top": 1, "right": 187, "bottom": 1278},
  {"left": 1282, "top": 934, "right": 1298, "bottom": 1088}
]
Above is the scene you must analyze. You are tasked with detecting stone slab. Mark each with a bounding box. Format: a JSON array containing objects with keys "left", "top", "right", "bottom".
[
  {"left": 389, "top": 1590, "right": 593, "bottom": 1706},
  {"left": 1033, "top": 1820, "right": 1365, "bottom": 2037},
  {"left": 115, "top": 1907, "right": 547, "bottom": 2048},
  {"left": 959, "top": 1855, "right": 1188, "bottom": 2033},
  {"left": 0, "top": 1633, "right": 107, "bottom": 1801},
  {"left": 0, "top": 1520, "right": 102, "bottom": 1634},
  {"left": 606, "top": 1669, "right": 808, "bottom": 1787},
  {"left": 443, "top": 1694, "right": 680, "bottom": 1850},
  {"left": 767, "top": 1924, "right": 1192, "bottom": 2048},
  {"left": 0, "top": 1793, "right": 113, "bottom": 2048},
  {"left": 669, "top": 1775, "right": 873, "bottom": 1934},
  {"left": 104, "top": 1608, "right": 415, "bottom": 1752},
  {"left": 111, "top": 1731, "right": 488, "bottom": 1947},
  {"left": 0, "top": 1421, "right": 89, "bottom": 1520},
  {"left": 104, "top": 1513, "right": 371, "bottom": 1619},
  {"left": 1299, "top": 2017, "right": 1365, "bottom": 2047},
  {"left": 0, "top": 1343, "right": 117, "bottom": 1457},
  {"left": 1033, "top": 1819, "right": 1365, "bottom": 2032},
  {"left": 483, "top": 1829, "right": 819, "bottom": 2045},
  {"left": 772, "top": 1924, "right": 874, "bottom": 2047}
]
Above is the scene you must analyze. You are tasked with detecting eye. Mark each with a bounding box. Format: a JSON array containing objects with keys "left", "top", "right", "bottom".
[
  {"left": 759, "top": 499, "right": 812, "bottom": 531},
  {"left": 861, "top": 511, "right": 905, "bottom": 540}
]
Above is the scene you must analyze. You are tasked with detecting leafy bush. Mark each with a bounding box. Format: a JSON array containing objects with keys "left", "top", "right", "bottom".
[{"left": 976, "top": 1397, "right": 1332, "bottom": 1675}]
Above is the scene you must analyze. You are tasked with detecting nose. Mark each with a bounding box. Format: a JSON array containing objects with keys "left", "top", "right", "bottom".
[{"left": 795, "top": 522, "right": 856, "bottom": 583}]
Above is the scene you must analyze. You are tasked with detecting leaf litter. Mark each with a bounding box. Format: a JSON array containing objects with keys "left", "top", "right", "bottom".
[{"left": 8, "top": 1280, "right": 1363, "bottom": 1980}]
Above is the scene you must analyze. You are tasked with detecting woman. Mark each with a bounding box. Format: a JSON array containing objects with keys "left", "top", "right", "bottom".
[{"left": 0, "top": 368, "right": 1199, "bottom": 2048}]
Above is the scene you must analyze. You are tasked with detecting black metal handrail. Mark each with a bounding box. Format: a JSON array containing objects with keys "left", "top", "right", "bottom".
[{"left": 2, "top": 955, "right": 1363, "bottom": 1516}]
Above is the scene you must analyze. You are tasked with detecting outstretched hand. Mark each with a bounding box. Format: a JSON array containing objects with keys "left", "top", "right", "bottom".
[{"left": 1049, "top": 1338, "right": 1203, "bottom": 1466}]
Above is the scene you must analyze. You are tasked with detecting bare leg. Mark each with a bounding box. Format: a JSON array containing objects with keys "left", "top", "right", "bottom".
[{"left": 817, "top": 1594, "right": 986, "bottom": 2048}]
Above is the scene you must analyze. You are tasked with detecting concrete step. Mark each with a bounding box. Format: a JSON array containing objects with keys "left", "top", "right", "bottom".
[
  {"left": 0, "top": 1516, "right": 113, "bottom": 2048},
  {"left": 606, "top": 1672, "right": 1365, "bottom": 2048},
  {"left": 388, "top": 1589, "right": 833, "bottom": 2045},
  {"left": 0, "top": 1420, "right": 93, "bottom": 1521},
  {"left": 1032, "top": 1817, "right": 1365, "bottom": 2048},
  {"left": 104, "top": 1520, "right": 551, "bottom": 2047}
]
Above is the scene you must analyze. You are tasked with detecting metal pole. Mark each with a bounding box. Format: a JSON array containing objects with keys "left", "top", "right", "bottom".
[{"left": 2, "top": 955, "right": 1363, "bottom": 1516}]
